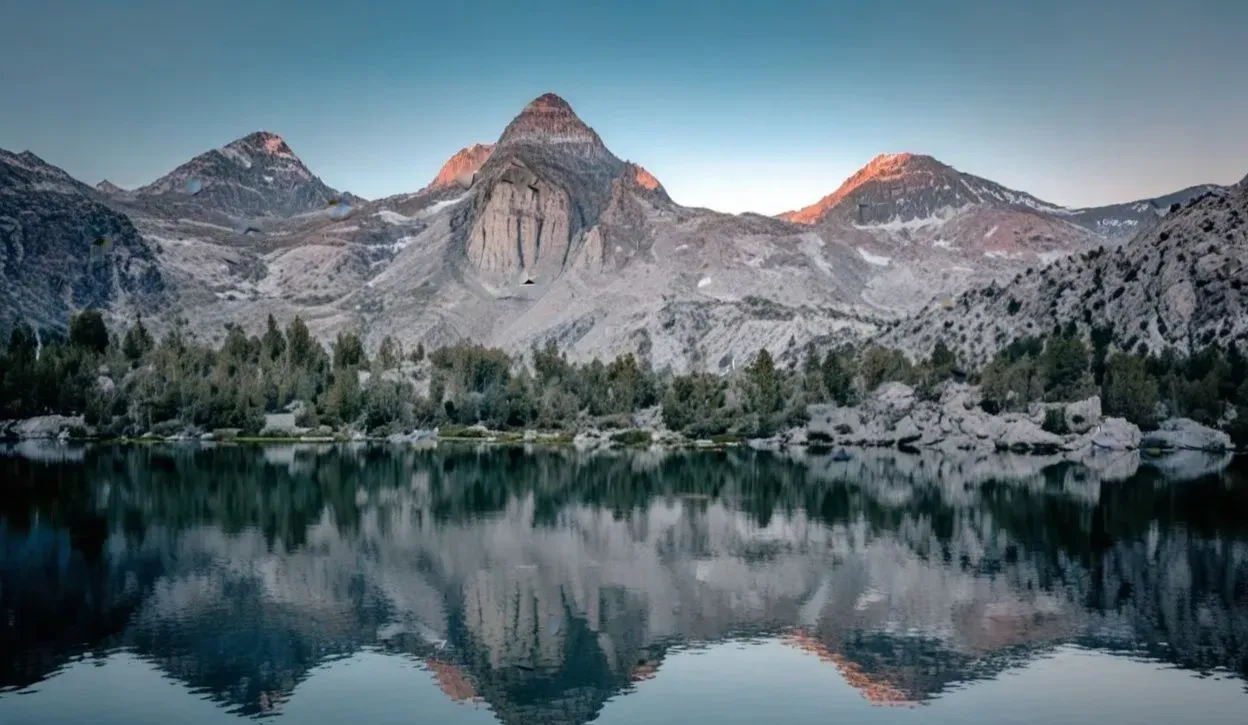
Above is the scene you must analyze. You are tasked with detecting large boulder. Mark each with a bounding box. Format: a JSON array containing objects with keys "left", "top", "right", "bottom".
[
  {"left": 959, "top": 410, "right": 1006, "bottom": 441},
  {"left": 995, "top": 418, "right": 1064, "bottom": 453},
  {"left": 865, "top": 382, "right": 917, "bottom": 423},
  {"left": 1141, "top": 418, "right": 1233, "bottom": 452},
  {"left": 1090, "top": 418, "right": 1142, "bottom": 451},
  {"left": 3, "top": 415, "right": 87, "bottom": 440},
  {"left": 806, "top": 404, "right": 863, "bottom": 439},
  {"left": 1063, "top": 396, "right": 1102, "bottom": 434},
  {"left": 892, "top": 415, "right": 923, "bottom": 445},
  {"left": 939, "top": 382, "right": 982, "bottom": 411}
]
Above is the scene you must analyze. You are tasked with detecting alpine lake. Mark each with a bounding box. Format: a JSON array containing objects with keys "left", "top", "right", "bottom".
[{"left": 2, "top": 441, "right": 1246, "bottom": 724}]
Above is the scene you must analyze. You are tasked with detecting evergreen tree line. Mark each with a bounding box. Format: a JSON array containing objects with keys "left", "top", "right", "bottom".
[{"left": 1, "top": 312, "right": 1246, "bottom": 443}]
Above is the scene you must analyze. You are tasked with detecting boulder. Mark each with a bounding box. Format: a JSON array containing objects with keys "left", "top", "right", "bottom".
[
  {"left": 939, "top": 382, "right": 982, "bottom": 412},
  {"left": 1141, "top": 418, "right": 1233, "bottom": 452},
  {"left": 8, "top": 415, "right": 86, "bottom": 440},
  {"left": 261, "top": 412, "right": 299, "bottom": 436},
  {"left": 865, "top": 382, "right": 917, "bottom": 423},
  {"left": 806, "top": 404, "right": 862, "bottom": 439},
  {"left": 1063, "top": 396, "right": 1102, "bottom": 434},
  {"left": 387, "top": 430, "right": 435, "bottom": 445},
  {"left": 573, "top": 429, "right": 610, "bottom": 451},
  {"left": 1090, "top": 418, "right": 1142, "bottom": 451},
  {"left": 892, "top": 415, "right": 923, "bottom": 445},
  {"left": 959, "top": 410, "right": 1006, "bottom": 441},
  {"left": 1031, "top": 396, "right": 1101, "bottom": 434},
  {"left": 995, "top": 419, "right": 1064, "bottom": 453}
]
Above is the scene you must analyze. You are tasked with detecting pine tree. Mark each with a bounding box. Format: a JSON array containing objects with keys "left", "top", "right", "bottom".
[
  {"left": 122, "top": 315, "right": 154, "bottom": 362},
  {"left": 261, "top": 314, "right": 286, "bottom": 361},
  {"left": 1103, "top": 353, "right": 1159, "bottom": 426},
  {"left": 68, "top": 310, "right": 109, "bottom": 354}
]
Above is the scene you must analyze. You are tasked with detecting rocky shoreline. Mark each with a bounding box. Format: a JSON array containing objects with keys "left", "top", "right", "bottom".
[
  {"left": 1, "top": 383, "right": 1236, "bottom": 459},
  {"left": 766, "top": 382, "right": 1234, "bottom": 455}
]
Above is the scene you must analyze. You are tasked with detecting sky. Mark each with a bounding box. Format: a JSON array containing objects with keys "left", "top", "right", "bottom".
[{"left": 2, "top": 0, "right": 1246, "bottom": 215}]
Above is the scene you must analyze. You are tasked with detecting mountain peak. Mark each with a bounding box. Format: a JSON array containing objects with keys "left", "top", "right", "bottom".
[
  {"left": 0, "top": 148, "right": 80, "bottom": 186},
  {"left": 133, "top": 130, "right": 341, "bottom": 218},
  {"left": 227, "top": 131, "right": 295, "bottom": 158},
  {"left": 429, "top": 143, "right": 494, "bottom": 189},
  {"left": 860, "top": 152, "right": 945, "bottom": 176},
  {"left": 779, "top": 153, "right": 1061, "bottom": 226},
  {"left": 780, "top": 152, "right": 951, "bottom": 224},
  {"left": 525, "top": 92, "right": 574, "bottom": 112},
  {"left": 496, "top": 92, "right": 606, "bottom": 151},
  {"left": 96, "top": 179, "right": 127, "bottom": 195}
]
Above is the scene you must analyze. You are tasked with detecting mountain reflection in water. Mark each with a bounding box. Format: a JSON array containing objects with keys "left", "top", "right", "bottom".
[{"left": 1, "top": 443, "right": 1246, "bottom": 724}]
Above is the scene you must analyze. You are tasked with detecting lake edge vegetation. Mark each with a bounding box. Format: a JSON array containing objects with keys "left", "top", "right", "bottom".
[{"left": 3, "top": 312, "right": 1247, "bottom": 445}]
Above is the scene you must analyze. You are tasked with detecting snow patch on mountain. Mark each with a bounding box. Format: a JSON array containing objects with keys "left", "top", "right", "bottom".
[
  {"left": 858, "top": 248, "right": 892, "bottom": 266},
  {"left": 376, "top": 210, "right": 416, "bottom": 225}
]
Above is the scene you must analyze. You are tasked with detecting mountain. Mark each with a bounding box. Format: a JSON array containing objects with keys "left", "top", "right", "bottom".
[
  {"left": 132, "top": 131, "right": 348, "bottom": 220},
  {"left": 779, "top": 153, "right": 1076, "bottom": 227},
  {"left": 94, "top": 179, "right": 127, "bottom": 196},
  {"left": 0, "top": 150, "right": 165, "bottom": 332},
  {"left": 879, "top": 182, "right": 1246, "bottom": 365},
  {"left": 0, "top": 95, "right": 1228, "bottom": 371},
  {"left": 346, "top": 93, "right": 876, "bottom": 369},
  {"left": 777, "top": 154, "right": 1217, "bottom": 314},
  {"left": 1066, "top": 184, "right": 1220, "bottom": 244}
]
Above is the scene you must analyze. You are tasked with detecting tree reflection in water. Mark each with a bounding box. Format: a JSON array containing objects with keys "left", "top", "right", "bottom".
[{"left": 0, "top": 443, "right": 1246, "bottom": 722}]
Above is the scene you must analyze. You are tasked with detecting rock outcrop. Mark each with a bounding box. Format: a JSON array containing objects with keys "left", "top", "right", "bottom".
[
  {"left": 1140, "top": 418, "right": 1233, "bottom": 452},
  {"left": 806, "top": 383, "right": 1144, "bottom": 455},
  {"left": 465, "top": 160, "right": 575, "bottom": 283},
  {"left": 0, "top": 415, "right": 87, "bottom": 440}
]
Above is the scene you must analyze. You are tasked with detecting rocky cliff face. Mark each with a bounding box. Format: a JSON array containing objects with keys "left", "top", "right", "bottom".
[
  {"left": 465, "top": 160, "right": 575, "bottom": 282},
  {"left": 0, "top": 150, "right": 164, "bottom": 331},
  {"left": 881, "top": 182, "right": 1248, "bottom": 364},
  {"left": 454, "top": 94, "right": 628, "bottom": 285}
]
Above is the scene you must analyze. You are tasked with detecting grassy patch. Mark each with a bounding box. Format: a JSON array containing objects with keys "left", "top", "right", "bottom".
[
  {"left": 437, "top": 425, "right": 489, "bottom": 439},
  {"left": 709, "top": 433, "right": 743, "bottom": 445},
  {"left": 610, "top": 429, "right": 653, "bottom": 446}
]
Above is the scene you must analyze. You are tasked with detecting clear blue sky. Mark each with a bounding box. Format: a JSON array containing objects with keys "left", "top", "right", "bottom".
[{"left": 2, "top": 0, "right": 1245, "bottom": 214}]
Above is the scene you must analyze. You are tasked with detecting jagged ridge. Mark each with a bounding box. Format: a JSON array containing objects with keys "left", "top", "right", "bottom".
[{"left": 880, "top": 183, "right": 1246, "bottom": 364}]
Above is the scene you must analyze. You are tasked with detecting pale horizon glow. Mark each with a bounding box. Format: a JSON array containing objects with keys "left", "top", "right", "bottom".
[{"left": 2, "top": 0, "right": 1245, "bottom": 216}]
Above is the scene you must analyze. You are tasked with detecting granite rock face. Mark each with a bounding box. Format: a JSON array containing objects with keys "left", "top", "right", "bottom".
[
  {"left": 882, "top": 182, "right": 1248, "bottom": 365},
  {"left": 0, "top": 150, "right": 165, "bottom": 332},
  {"left": 466, "top": 161, "right": 575, "bottom": 283}
]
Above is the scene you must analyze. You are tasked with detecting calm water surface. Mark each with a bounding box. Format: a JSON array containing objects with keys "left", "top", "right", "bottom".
[{"left": 1, "top": 443, "right": 1246, "bottom": 724}]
